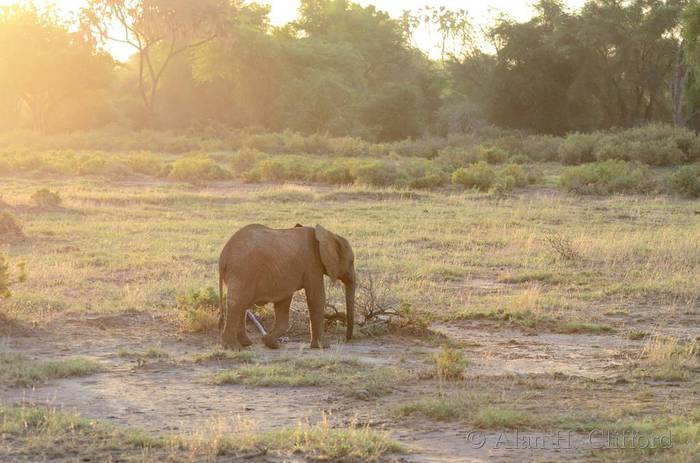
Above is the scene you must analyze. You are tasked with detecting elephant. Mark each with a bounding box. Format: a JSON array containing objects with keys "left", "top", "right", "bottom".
[{"left": 218, "top": 223, "right": 356, "bottom": 350}]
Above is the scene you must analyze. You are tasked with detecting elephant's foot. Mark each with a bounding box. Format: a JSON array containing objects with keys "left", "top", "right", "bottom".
[
  {"left": 262, "top": 334, "right": 280, "bottom": 349},
  {"left": 238, "top": 333, "right": 253, "bottom": 347}
]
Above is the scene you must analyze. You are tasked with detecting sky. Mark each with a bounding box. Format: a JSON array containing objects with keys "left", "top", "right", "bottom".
[{"left": 1, "top": 0, "right": 587, "bottom": 60}]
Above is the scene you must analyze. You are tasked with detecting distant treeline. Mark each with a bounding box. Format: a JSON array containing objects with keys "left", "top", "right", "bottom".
[{"left": 2, "top": 0, "right": 700, "bottom": 139}]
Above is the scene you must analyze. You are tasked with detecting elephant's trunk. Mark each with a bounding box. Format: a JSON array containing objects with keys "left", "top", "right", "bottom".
[{"left": 344, "top": 281, "right": 355, "bottom": 341}]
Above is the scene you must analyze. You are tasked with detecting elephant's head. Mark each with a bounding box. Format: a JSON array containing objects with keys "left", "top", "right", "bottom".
[{"left": 314, "top": 225, "right": 356, "bottom": 341}]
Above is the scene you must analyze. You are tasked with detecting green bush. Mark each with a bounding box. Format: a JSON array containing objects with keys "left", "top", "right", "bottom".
[
  {"left": 247, "top": 155, "right": 317, "bottom": 182},
  {"left": 353, "top": 161, "right": 398, "bottom": 187},
  {"left": 77, "top": 154, "right": 130, "bottom": 178},
  {"left": 176, "top": 287, "right": 219, "bottom": 311},
  {"left": 498, "top": 164, "right": 529, "bottom": 187},
  {"left": 521, "top": 135, "right": 561, "bottom": 162},
  {"left": 451, "top": 162, "right": 496, "bottom": 191},
  {"left": 595, "top": 137, "right": 684, "bottom": 166},
  {"left": 560, "top": 160, "right": 656, "bottom": 195},
  {"left": 0, "top": 252, "right": 9, "bottom": 298},
  {"left": 168, "top": 155, "right": 230, "bottom": 183},
  {"left": 508, "top": 154, "right": 532, "bottom": 164},
  {"left": 666, "top": 165, "right": 700, "bottom": 198},
  {"left": 31, "top": 189, "right": 61, "bottom": 207},
  {"left": 401, "top": 158, "right": 448, "bottom": 189},
  {"left": 124, "top": 152, "right": 165, "bottom": 176},
  {"left": 281, "top": 130, "right": 308, "bottom": 153},
  {"left": 389, "top": 138, "right": 447, "bottom": 158},
  {"left": 329, "top": 136, "right": 369, "bottom": 157},
  {"left": 231, "top": 148, "right": 266, "bottom": 176},
  {"left": 558, "top": 133, "right": 598, "bottom": 165},
  {"left": 475, "top": 145, "right": 508, "bottom": 164},
  {"left": 490, "top": 175, "right": 517, "bottom": 195},
  {"left": 0, "top": 211, "right": 22, "bottom": 237},
  {"left": 176, "top": 287, "right": 220, "bottom": 333},
  {"left": 316, "top": 162, "right": 355, "bottom": 185},
  {"left": 242, "top": 132, "right": 282, "bottom": 153},
  {"left": 435, "top": 147, "right": 480, "bottom": 171}
]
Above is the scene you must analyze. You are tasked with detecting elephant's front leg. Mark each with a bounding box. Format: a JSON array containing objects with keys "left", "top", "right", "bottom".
[
  {"left": 262, "top": 296, "right": 291, "bottom": 349},
  {"left": 304, "top": 283, "right": 327, "bottom": 349}
]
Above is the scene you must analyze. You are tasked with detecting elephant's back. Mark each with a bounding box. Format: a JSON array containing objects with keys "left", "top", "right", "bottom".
[{"left": 219, "top": 224, "right": 306, "bottom": 279}]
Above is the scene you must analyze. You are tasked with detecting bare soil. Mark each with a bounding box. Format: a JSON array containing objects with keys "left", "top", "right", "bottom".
[{"left": 3, "top": 304, "right": 684, "bottom": 463}]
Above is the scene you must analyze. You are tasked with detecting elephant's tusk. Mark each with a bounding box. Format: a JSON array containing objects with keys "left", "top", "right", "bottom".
[{"left": 246, "top": 310, "right": 268, "bottom": 336}]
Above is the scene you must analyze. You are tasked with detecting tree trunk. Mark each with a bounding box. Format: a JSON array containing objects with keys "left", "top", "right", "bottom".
[{"left": 671, "top": 42, "right": 690, "bottom": 128}]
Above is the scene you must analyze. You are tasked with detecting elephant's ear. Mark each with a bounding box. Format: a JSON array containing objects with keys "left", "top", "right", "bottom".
[{"left": 314, "top": 225, "right": 341, "bottom": 280}]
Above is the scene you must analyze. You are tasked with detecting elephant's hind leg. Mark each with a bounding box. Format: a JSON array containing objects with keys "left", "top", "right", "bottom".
[
  {"left": 237, "top": 308, "right": 252, "bottom": 347},
  {"left": 222, "top": 288, "right": 250, "bottom": 351},
  {"left": 262, "top": 296, "right": 292, "bottom": 349}
]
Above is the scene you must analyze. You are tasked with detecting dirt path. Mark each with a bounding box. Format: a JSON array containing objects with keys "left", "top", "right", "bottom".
[{"left": 0, "top": 311, "right": 672, "bottom": 462}]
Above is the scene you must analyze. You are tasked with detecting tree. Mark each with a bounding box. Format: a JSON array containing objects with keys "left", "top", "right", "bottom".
[
  {"left": 577, "top": 0, "right": 683, "bottom": 128},
  {"left": 81, "top": 0, "right": 227, "bottom": 127},
  {"left": 681, "top": 0, "right": 700, "bottom": 127},
  {"left": 0, "top": 5, "right": 113, "bottom": 132}
]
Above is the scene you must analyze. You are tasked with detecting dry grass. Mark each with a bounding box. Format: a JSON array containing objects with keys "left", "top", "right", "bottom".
[
  {"left": 185, "top": 413, "right": 403, "bottom": 461},
  {"left": 635, "top": 335, "right": 698, "bottom": 381},
  {"left": 1, "top": 406, "right": 402, "bottom": 462}
]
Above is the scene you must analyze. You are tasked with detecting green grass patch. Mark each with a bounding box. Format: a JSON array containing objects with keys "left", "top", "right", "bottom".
[
  {"left": 0, "top": 405, "right": 162, "bottom": 460},
  {"left": 214, "top": 355, "right": 409, "bottom": 398},
  {"left": 193, "top": 348, "right": 254, "bottom": 363},
  {"left": 555, "top": 321, "right": 614, "bottom": 334},
  {"left": 214, "top": 357, "right": 361, "bottom": 387},
  {"left": 0, "top": 351, "right": 103, "bottom": 387}
]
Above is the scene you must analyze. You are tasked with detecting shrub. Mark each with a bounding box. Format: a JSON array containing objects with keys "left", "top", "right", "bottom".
[
  {"left": 508, "top": 154, "right": 531, "bottom": 164},
  {"left": 521, "top": 135, "right": 561, "bottom": 162},
  {"left": 401, "top": 158, "right": 447, "bottom": 189},
  {"left": 302, "top": 132, "right": 334, "bottom": 155},
  {"left": 389, "top": 138, "right": 447, "bottom": 158},
  {"left": 596, "top": 137, "right": 684, "bottom": 166},
  {"left": 433, "top": 346, "right": 468, "bottom": 380},
  {"left": 353, "top": 161, "right": 398, "bottom": 187},
  {"left": 0, "top": 253, "right": 10, "bottom": 298},
  {"left": 560, "top": 160, "right": 656, "bottom": 195},
  {"left": 666, "top": 165, "right": 700, "bottom": 198},
  {"left": 242, "top": 132, "right": 282, "bottom": 153},
  {"left": 475, "top": 145, "right": 508, "bottom": 164},
  {"left": 451, "top": 162, "right": 495, "bottom": 190},
  {"left": 329, "top": 136, "right": 369, "bottom": 157},
  {"left": 247, "top": 155, "right": 317, "bottom": 183},
  {"left": 0, "top": 212, "right": 22, "bottom": 237},
  {"left": 498, "top": 164, "right": 529, "bottom": 187},
  {"left": 316, "top": 162, "right": 355, "bottom": 185},
  {"left": 435, "top": 147, "right": 480, "bottom": 170},
  {"left": 77, "top": 154, "right": 130, "bottom": 178},
  {"left": 31, "top": 189, "right": 61, "bottom": 208},
  {"left": 490, "top": 175, "right": 516, "bottom": 195},
  {"left": 124, "top": 152, "right": 165, "bottom": 176},
  {"left": 558, "top": 133, "right": 598, "bottom": 165},
  {"left": 281, "top": 131, "right": 308, "bottom": 153},
  {"left": 177, "top": 287, "right": 220, "bottom": 333},
  {"left": 231, "top": 148, "right": 265, "bottom": 176},
  {"left": 168, "top": 155, "right": 230, "bottom": 183}
]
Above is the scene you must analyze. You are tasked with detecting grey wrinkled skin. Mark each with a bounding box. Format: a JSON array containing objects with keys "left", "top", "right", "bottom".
[{"left": 218, "top": 224, "right": 356, "bottom": 350}]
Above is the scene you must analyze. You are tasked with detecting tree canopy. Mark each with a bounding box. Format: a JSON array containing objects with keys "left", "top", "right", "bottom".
[{"left": 1, "top": 0, "right": 699, "bottom": 138}]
